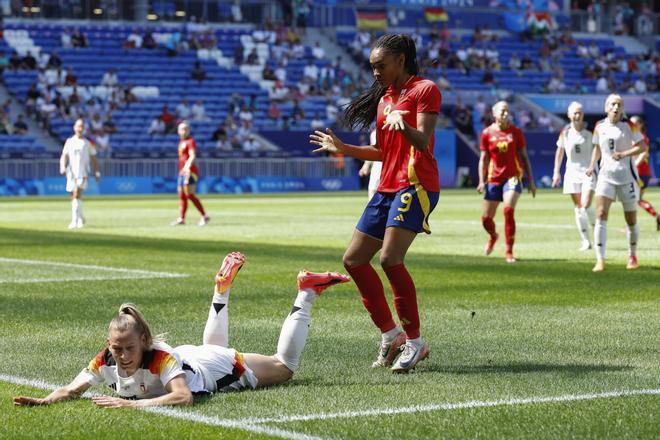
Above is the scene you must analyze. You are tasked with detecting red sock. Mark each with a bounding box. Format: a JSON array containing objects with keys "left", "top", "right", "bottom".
[
  {"left": 188, "top": 194, "right": 206, "bottom": 216},
  {"left": 504, "top": 206, "right": 515, "bottom": 254},
  {"left": 345, "top": 263, "right": 395, "bottom": 333},
  {"left": 179, "top": 192, "right": 188, "bottom": 219},
  {"left": 639, "top": 200, "right": 658, "bottom": 217},
  {"left": 384, "top": 264, "right": 420, "bottom": 340},
  {"left": 482, "top": 215, "right": 496, "bottom": 238}
]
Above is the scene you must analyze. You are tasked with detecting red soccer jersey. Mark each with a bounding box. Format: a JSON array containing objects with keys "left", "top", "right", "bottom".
[
  {"left": 637, "top": 132, "right": 651, "bottom": 177},
  {"left": 178, "top": 137, "right": 199, "bottom": 175},
  {"left": 376, "top": 76, "right": 441, "bottom": 193},
  {"left": 480, "top": 123, "right": 526, "bottom": 184}
]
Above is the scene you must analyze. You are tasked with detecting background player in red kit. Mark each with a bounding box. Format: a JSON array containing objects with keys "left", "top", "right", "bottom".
[
  {"left": 477, "top": 101, "right": 536, "bottom": 263},
  {"left": 310, "top": 34, "right": 440, "bottom": 373},
  {"left": 630, "top": 116, "right": 658, "bottom": 231},
  {"left": 172, "top": 121, "right": 210, "bottom": 226}
]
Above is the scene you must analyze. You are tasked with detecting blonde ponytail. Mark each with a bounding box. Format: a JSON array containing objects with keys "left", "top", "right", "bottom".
[{"left": 109, "top": 303, "right": 165, "bottom": 348}]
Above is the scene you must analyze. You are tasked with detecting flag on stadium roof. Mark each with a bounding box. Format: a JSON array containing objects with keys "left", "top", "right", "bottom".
[
  {"left": 356, "top": 8, "right": 387, "bottom": 30},
  {"left": 424, "top": 7, "right": 449, "bottom": 23}
]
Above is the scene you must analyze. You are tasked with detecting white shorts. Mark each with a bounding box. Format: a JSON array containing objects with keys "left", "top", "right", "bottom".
[
  {"left": 562, "top": 171, "right": 595, "bottom": 195},
  {"left": 66, "top": 174, "right": 88, "bottom": 192},
  {"left": 174, "top": 344, "right": 258, "bottom": 393},
  {"left": 595, "top": 179, "right": 640, "bottom": 212}
]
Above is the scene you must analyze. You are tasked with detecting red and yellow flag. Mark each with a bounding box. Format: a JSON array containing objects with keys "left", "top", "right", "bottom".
[
  {"left": 356, "top": 8, "right": 387, "bottom": 30},
  {"left": 424, "top": 7, "right": 448, "bottom": 23}
]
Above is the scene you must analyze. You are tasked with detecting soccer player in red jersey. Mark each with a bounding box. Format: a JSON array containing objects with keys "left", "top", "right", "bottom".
[
  {"left": 172, "top": 121, "right": 210, "bottom": 226},
  {"left": 310, "top": 34, "right": 441, "bottom": 373},
  {"left": 630, "top": 116, "right": 659, "bottom": 231},
  {"left": 477, "top": 101, "right": 536, "bottom": 263}
]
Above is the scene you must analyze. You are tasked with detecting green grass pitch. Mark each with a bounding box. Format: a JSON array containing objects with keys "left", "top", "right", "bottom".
[{"left": 1, "top": 189, "right": 658, "bottom": 439}]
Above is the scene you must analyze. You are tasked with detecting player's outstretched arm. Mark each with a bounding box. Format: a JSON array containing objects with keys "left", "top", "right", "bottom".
[
  {"left": 310, "top": 128, "right": 381, "bottom": 161},
  {"left": 14, "top": 374, "right": 91, "bottom": 406},
  {"left": 92, "top": 375, "right": 192, "bottom": 408}
]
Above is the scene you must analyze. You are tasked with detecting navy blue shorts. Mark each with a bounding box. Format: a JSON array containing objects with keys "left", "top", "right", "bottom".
[
  {"left": 485, "top": 176, "right": 522, "bottom": 202},
  {"left": 639, "top": 175, "right": 650, "bottom": 190},
  {"left": 178, "top": 173, "right": 198, "bottom": 187},
  {"left": 356, "top": 185, "right": 439, "bottom": 240}
]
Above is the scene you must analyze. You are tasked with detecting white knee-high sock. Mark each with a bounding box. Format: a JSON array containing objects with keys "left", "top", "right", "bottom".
[
  {"left": 574, "top": 207, "right": 590, "bottom": 243},
  {"left": 71, "top": 199, "right": 79, "bottom": 223},
  {"left": 275, "top": 290, "right": 317, "bottom": 372},
  {"left": 203, "top": 289, "right": 230, "bottom": 347},
  {"left": 77, "top": 199, "right": 84, "bottom": 221},
  {"left": 586, "top": 206, "right": 596, "bottom": 226},
  {"left": 594, "top": 219, "right": 607, "bottom": 261},
  {"left": 627, "top": 223, "right": 639, "bottom": 257}
]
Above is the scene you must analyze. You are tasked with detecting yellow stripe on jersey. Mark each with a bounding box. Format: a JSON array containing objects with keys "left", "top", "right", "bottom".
[
  {"left": 407, "top": 146, "right": 419, "bottom": 185},
  {"left": 415, "top": 184, "right": 432, "bottom": 234}
]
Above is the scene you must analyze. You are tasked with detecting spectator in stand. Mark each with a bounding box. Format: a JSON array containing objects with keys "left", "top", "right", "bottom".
[
  {"left": 291, "top": 99, "right": 305, "bottom": 122},
  {"left": 243, "top": 134, "right": 261, "bottom": 152},
  {"left": 142, "top": 30, "right": 156, "bottom": 49},
  {"left": 9, "top": 51, "right": 21, "bottom": 70},
  {"left": 103, "top": 114, "right": 117, "bottom": 134},
  {"left": 274, "top": 61, "right": 287, "bottom": 82},
  {"left": 101, "top": 69, "right": 119, "bottom": 87},
  {"left": 0, "top": 50, "right": 8, "bottom": 75},
  {"left": 148, "top": 117, "right": 166, "bottom": 136},
  {"left": 0, "top": 111, "right": 12, "bottom": 134},
  {"left": 595, "top": 75, "right": 608, "bottom": 92},
  {"left": 521, "top": 53, "right": 534, "bottom": 70},
  {"left": 310, "top": 113, "right": 324, "bottom": 130},
  {"left": 191, "top": 61, "right": 207, "bottom": 82},
  {"left": 325, "top": 99, "right": 338, "bottom": 125},
  {"left": 303, "top": 59, "right": 319, "bottom": 83},
  {"left": 46, "top": 50, "right": 61, "bottom": 69},
  {"left": 537, "top": 112, "right": 553, "bottom": 131},
  {"left": 270, "top": 81, "right": 290, "bottom": 103},
  {"left": 90, "top": 113, "right": 104, "bottom": 134},
  {"left": 124, "top": 29, "right": 143, "bottom": 49},
  {"left": 38, "top": 96, "right": 57, "bottom": 131},
  {"left": 311, "top": 41, "right": 325, "bottom": 60},
  {"left": 191, "top": 100, "right": 209, "bottom": 121},
  {"left": 212, "top": 122, "right": 230, "bottom": 151},
  {"left": 71, "top": 28, "right": 89, "bottom": 48},
  {"left": 244, "top": 48, "right": 259, "bottom": 65},
  {"left": 267, "top": 101, "right": 281, "bottom": 123},
  {"left": 165, "top": 32, "right": 181, "bottom": 57},
  {"left": 452, "top": 99, "right": 474, "bottom": 137},
  {"left": 94, "top": 129, "right": 111, "bottom": 157},
  {"left": 22, "top": 51, "right": 37, "bottom": 70},
  {"left": 546, "top": 75, "right": 566, "bottom": 92},
  {"left": 227, "top": 93, "right": 244, "bottom": 115},
  {"left": 61, "top": 28, "right": 73, "bottom": 48},
  {"left": 25, "top": 84, "right": 40, "bottom": 117},
  {"left": 436, "top": 74, "right": 451, "bottom": 91},
  {"left": 238, "top": 105, "right": 253, "bottom": 126},
  {"left": 262, "top": 65, "right": 277, "bottom": 81},
  {"left": 576, "top": 42, "right": 589, "bottom": 58},
  {"left": 13, "top": 114, "right": 28, "bottom": 134},
  {"left": 159, "top": 105, "right": 175, "bottom": 133},
  {"left": 64, "top": 67, "right": 77, "bottom": 86},
  {"left": 237, "top": 120, "right": 252, "bottom": 143},
  {"left": 634, "top": 76, "right": 647, "bottom": 93},
  {"left": 176, "top": 99, "right": 192, "bottom": 120}
]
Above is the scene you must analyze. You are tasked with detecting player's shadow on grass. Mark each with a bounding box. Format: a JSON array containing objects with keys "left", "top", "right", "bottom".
[{"left": 427, "top": 362, "right": 634, "bottom": 375}]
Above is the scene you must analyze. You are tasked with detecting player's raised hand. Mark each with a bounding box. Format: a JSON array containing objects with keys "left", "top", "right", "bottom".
[
  {"left": 385, "top": 110, "right": 409, "bottom": 131},
  {"left": 310, "top": 128, "right": 344, "bottom": 154}
]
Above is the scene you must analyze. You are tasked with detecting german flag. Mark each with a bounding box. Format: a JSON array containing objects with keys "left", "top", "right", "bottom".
[
  {"left": 356, "top": 8, "right": 387, "bottom": 30},
  {"left": 424, "top": 7, "right": 449, "bottom": 23}
]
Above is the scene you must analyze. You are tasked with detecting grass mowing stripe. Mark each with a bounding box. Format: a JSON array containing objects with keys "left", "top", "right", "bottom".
[
  {"left": 440, "top": 220, "right": 575, "bottom": 230},
  {"left": 237, "top": 389, "right": 660, "bottom": 424},
  {"left": 1, "top": 374, "right": 324, "bottom": 440},
  {"left": 0, "top": 257, "right": 188, "bottom": 279}
]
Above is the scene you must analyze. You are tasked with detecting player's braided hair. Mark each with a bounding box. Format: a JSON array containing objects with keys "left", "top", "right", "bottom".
[
  {"left": 343, "top": 34, "right": 419, "bottom": 131},
  {"left": 109, "top": 303, "right": 161, "bottom": 348}
]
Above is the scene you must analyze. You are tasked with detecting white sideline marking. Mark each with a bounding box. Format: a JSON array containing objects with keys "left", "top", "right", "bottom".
[
  {"left": 1, "top": 374, "right": 322, "bottom": 440},
  {"left": 0, "top": 257, "right": 187, "bottom": 283},
  {"left": 236, "top": 388, "right": 660, "bottom": 424}
]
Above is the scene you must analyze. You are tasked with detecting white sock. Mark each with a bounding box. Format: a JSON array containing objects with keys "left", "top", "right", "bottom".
[
  {"left": 586, "top": 206, "right": 596, "bottom": 226},
  {"left": 382, "top": 326, "right": 402, "bottom": 343},
  {"left": 203, "top": 289, "right": 230, "bottom": 347},
  {"left": 77, "top": 199, "right": 84, "bottom": 222},
  {"left": 574, "top": 207, "right": 590, "bottom": 244},
  {"left": 594, "top": 219, "right": 607, "bottom": 261},
  {"left": 407, "top": 336, "right": 424, "bottom": 347},
  {"left": 626, "top": 223, "right": 639, "bottom": 257},
  {"left": 71, "top": 199, "right": 79, "bottom": 224},
  {"left": 275, "top": 290, "right": 317, "bottom": 372}
]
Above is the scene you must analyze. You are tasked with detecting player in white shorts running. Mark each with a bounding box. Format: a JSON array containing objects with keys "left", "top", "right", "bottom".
[
  {"left": 586, "top": 94, "right": 645, "bottom": 272},
  {"left": 552, "top": 101, "right": 596, "bottom": 251},
  {"left": 59, "top": 118, "right": 101, "bottom": 229},
  {"left": 13, "top": 253, "right": 350, "bottom": 408}
]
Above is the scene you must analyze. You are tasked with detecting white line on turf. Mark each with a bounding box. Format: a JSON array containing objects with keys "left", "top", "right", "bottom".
[
  {"left": 0, "top": 257, "right": 187, "bottom": 283},
  {"left": 236, "top": 388, "right": 660, "bottom": 424},
  {"left": 1, "top": 374, "right": 322, "bottom": 440}
]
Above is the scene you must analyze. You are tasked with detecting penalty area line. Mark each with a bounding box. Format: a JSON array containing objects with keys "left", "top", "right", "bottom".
[
  {"left": 238, "top": 388, "right": 660, "bottom": 424},
  {"left": 1, "top": 374, "right": 323, "bottom": 440}
]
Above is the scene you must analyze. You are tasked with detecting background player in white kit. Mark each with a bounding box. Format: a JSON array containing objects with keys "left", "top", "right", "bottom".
[
  {"left": 586, "top": 94, "right": 645, "bottom": 272},
  {"left": 552, "top": 101, "right": 596, "bottom": 251},
  {"left": 358, "top": 129, "right": 381, "bottom": 200},
  {"left": 13, "top": 252, "right": 350, "bottom": 407},
  {"left": 59, "top": 118, "right": 101, "bottom": 229}
]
